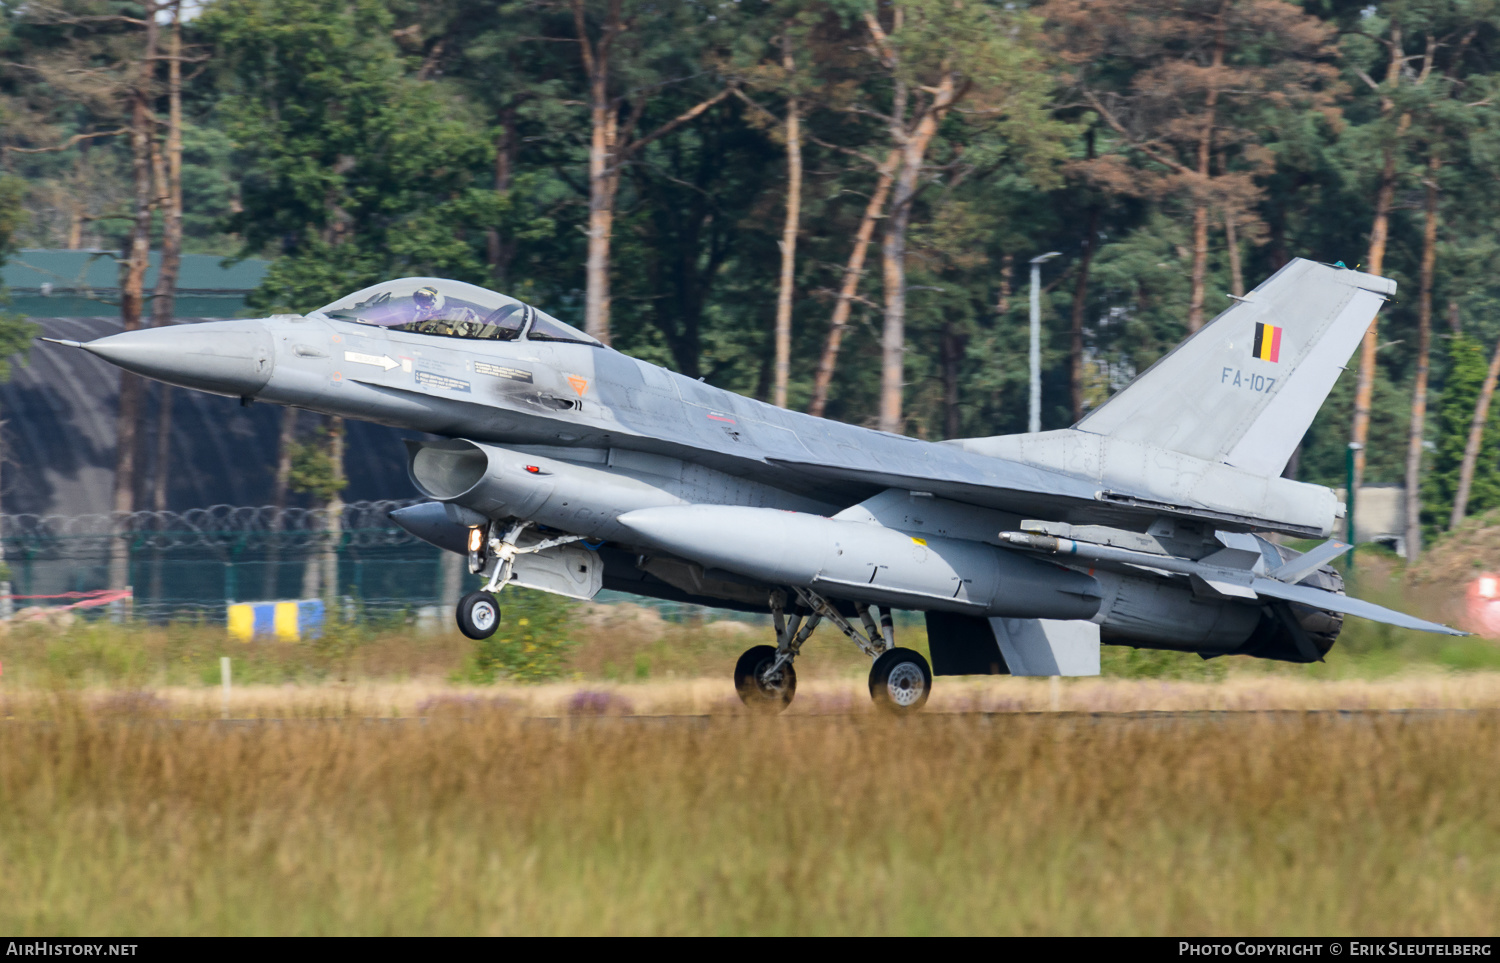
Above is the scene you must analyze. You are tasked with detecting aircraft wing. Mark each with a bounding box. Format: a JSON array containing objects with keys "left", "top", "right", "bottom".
[
  {"left": 766, "top": 455, "right": 1101, "bottom": 514},
  {"left": 764, "top": 456, "right": 1317, "bottom": 536}
]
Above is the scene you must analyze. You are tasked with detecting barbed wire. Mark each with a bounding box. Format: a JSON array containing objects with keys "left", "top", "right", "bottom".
[{"left": 0, "top": 499, "right": 429, "bottom": 553}]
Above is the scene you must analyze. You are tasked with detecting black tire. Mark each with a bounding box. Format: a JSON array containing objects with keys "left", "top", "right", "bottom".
[
  {"left": 733, "top": 644, "right": 796, "bottom": 713},
  {"left": 869, "top": 647, "right": 933, "bottom": 714},
  {"left": 456, "top": 590, "right": 501, "bottom": 640}
]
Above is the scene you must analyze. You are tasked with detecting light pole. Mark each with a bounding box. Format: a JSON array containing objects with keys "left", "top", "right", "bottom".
[
  {"left": 1029, "top": 252, "right": 1061, "bottom": 434},
  {"left": 1346, "top": 441, "right": 1362, "bottom": 576}
]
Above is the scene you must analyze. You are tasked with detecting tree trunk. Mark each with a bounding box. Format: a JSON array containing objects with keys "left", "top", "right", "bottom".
[
  {"left": 1351, "top": 125, "right": 1407, "bottom": 495},
  {"left": 1186, "top": 30, "right": 1224, "bottom": 333},
  {"left": 941, "top": 319, "right": 966, "bottom": 438},
  {"left": 1069, "top": 206, "right": 1099, "bottom": 421},
  {"left": 879, "top": 173, "right": 912, "bottom": 434},
  {"left": 808, "top": 149, "right": 898, "bottom": 418},
  {"left": 879, "top": 76, "right": 954, "bottom": 434},
  {"left": 147, "top": 382, "right": 172, "bottom": 614},
  {"left": 486, "top": 111, "right": 517, "bottom": 283},
  {"left": 147, "top": 4, "right": 183, "bottom": 613},
  {"left": 1405, "top": 152, "right": 1439, "bottom": 559},
  {"left": 1448, "top": 299, "right": 1461, "bottom": 334},
  {"left": 997, "top": 252, "right": 1013, "bottom": 315},
  {"left": 1225, "top": 209, "right": 1244, "bottom": 297},
  {"left": 1351, "top": 25, "right": 1409, "bottom": 497},
  {"left": 773, "top": 37, "right": 801, "bottom": 409},
  {"left": 440, "top": 550, "right": 463, "bottom": 609},
  {"left": 573, "top": 1, "right": 725, "bottom": 347},
  {"left": 263, "top": 407, "right": 297, "bottom": 600},
  {"left": 0, "top": 400, "right": 10, "bottom": 621},
  {"left": 67, "top": 202, "right": 83, "bottom": 250},
  {"left": 1187, "top": 203, "right": 1209, "bottom": 333},
  {"left": 321, "top": 416, "right": 346, "bottom": 604},
  {"left": 109, "top": 4, "right": 160, "bottom": 607},
  {"left": 1451, "top": 336, "right": 1500, "bottom": 529},
  {"left": 151, "top": 4, "right": 183, "bottom": 330},
  {"left": 577, "top": 0, "right": 620, "bottom": 344},
  {"left": 584, "top": 159, "right": 618, "bottom": 344}
]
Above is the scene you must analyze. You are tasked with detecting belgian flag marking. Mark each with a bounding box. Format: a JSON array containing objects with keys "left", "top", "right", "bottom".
[{"left": 1252, "top": 322, "right": 1283, "bottom": 363}]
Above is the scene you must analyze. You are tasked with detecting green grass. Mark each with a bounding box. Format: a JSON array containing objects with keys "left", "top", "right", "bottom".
[{"left": 1, "top": 549, "right": 1494, "bottom": 692}]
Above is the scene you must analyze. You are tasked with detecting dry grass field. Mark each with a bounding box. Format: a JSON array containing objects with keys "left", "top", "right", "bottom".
[{"left": 0, "top": 706, "right": 1496, "bottom": 935}]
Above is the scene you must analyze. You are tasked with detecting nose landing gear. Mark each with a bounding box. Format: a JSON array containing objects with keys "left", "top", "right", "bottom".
[{"left": 455, "top": 518, "right": 586, "bottom": 640}]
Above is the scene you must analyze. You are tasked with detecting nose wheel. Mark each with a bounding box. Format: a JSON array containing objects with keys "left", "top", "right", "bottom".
[{"left": 456, "top": 590, "right": 501, "bottom": 640}]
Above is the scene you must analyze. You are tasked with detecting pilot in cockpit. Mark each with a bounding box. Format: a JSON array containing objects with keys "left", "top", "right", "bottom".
[{"left": 410, "top": 285, "right": 483, "bottom": 336}]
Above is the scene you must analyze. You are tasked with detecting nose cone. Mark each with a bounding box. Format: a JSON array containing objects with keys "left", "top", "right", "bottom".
[{"left": 82, "top": 320, "right": 274, "bottom": 397}]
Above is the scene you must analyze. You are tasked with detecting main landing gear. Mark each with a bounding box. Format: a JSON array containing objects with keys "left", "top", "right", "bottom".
[
  {"left": 732, "top": 588, "right": 933, "bottom": 715},
  {"left": 454, "top": 519, "right": 585, "bottom": 641}
]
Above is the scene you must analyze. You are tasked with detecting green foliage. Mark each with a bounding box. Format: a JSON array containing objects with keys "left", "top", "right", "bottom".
[
  {"left": 0, "top": 175, "right": 38, "bottom": 383},
  {"left": 1299, "top": 362, "right": 1410, "bottom": 489},
  {"left": 0, "top": 175, "right": 23, "bottom": 263},
  {"left": 1423, "top": 334, "right": 1500, "bottom": 534},
  {"left": 286, "top": 432, "right": 344, "bottom": 503},
  {"left": 204, "top": 0, "right": 496, "bottom": 311},
  {"left": 6, "top": 0, "right": 1500, "bottom": 530},
  {"left": 179, "top": 125, "right": 246, "bottom": 256},
  {"left": 460, "top": 588, "right": 576, "bottom": 684},
  {"left": 1101, "top": 645, "right": 1229, "bottom": 682}
]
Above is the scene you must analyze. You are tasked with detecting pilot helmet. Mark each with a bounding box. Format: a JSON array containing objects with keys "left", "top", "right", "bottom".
[{"left": 413, "top": 285, "right": 444, "bottom": 314}]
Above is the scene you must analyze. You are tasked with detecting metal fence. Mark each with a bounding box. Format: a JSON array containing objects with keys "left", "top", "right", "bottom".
[
  {"left": 0, "top": 502, "right": 765, "bottom": 625},
  {"left": 0, "top": 501, "right": 467, "bottom": 622}
]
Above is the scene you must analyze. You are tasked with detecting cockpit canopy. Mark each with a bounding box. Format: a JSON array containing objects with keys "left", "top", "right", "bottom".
[{"left": 313, "top": 278, "right": 599, "bottom": 346}]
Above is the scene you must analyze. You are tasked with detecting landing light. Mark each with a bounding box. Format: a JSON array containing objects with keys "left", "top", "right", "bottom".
[{"left": 467, "top": 527, "right": 484, "bottom": 553}]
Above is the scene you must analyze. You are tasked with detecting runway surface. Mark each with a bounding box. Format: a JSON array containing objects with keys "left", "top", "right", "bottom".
[{"left": 9, "top": 707, "right": 1491, "bottom": 729}]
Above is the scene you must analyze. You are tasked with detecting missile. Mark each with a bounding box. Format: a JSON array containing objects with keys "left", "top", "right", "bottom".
[{"left": 616, "top": 505, "right": 1102, "bottom": 619}]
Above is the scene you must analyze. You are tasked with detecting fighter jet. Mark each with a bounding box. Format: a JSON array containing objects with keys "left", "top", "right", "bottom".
[{"left": 47, "top": 261, "right": 1462, "bottom": 713}]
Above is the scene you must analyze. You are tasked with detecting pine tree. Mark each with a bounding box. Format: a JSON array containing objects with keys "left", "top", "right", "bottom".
[{"left": 1423, "top": 335, "right": 1500, "bottom": 534}]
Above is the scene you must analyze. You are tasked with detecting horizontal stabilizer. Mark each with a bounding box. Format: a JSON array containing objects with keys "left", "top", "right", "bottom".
[
  {"left": 1266, "top": 539, "right": 1351, "bottom": 583},
  {"left": 1250, "top": 578, "right": 1465, "bottom": 636}
]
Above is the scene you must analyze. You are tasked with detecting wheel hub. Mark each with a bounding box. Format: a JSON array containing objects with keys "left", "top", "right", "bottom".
[
  {"left": 886, "top": 663, "right": 926, "bottom": 706},
  {"left": 756, "top": 660, "right": 789, "bottom": 693},
  {"left": 472, "top": 602, "right": 496, "bottom": 631}
]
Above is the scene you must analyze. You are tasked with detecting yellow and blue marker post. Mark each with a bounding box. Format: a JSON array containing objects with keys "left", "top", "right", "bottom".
[{"left": 227, "top": 599, "right": 326, "bottom": 642}]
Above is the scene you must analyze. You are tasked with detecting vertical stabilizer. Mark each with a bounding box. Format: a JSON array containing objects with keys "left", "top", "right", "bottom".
[{"left": 1074, "top": 259, "right": 1395, "bottom": 477}]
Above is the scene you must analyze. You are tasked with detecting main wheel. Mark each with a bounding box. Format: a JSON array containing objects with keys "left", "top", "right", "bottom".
[
  {"left": 869, "top": 647, "right": 932, "bottom": 714},
  {"left": 733, "top": 644, "right": 796, "bottom": 713},
  {"left": 456, "top": 590, "right": 501, "bottom": 640}
]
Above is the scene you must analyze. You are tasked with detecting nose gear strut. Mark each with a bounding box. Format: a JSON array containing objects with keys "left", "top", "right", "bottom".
[
  {"left": 455, "top": 519, "right": 586, "bottom": 640},
  {"left": 480, "top": 520, "right": 586, "bottom": 594}
]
